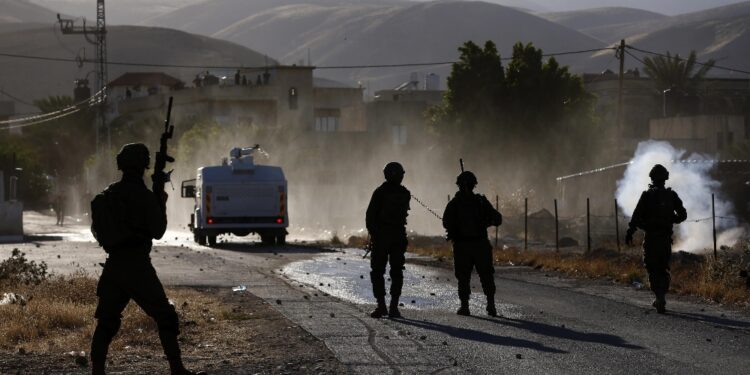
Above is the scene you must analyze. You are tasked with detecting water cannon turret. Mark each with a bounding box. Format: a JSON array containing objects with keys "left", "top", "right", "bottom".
[{"left": 228, "top": 144, "right": 262, "bottom": 170}]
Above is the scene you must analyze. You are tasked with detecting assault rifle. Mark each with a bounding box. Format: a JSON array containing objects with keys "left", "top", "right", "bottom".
[
  {"left": 152, "top": 96, "right": 175, "bottom": 204},
  {"left": 362, "top": 235, "right": 372, "bottom": 259}
]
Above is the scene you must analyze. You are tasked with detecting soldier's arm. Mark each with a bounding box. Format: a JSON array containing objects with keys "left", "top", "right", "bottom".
[
  {"left": 442, "top": 200, "right": 456, "bottom": 240},
  {"left": 672, "top": 192, "right": 688, "bottom": 224},
  {"left": 145, "top": 191, "right": 168, "bottom": 240},
  {"left": 628, "top": 192, "right": 648, "bottom": 231},
  {"left": 481, "top": 195, "right": 502, "bottom": 226},
  {"left": 365, "top": 189, "right": 381, "bottom": 234}
]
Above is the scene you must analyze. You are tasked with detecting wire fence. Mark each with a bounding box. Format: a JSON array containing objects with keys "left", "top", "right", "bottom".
[{"left": 488, "top": 194, "right": 745, "bottom": 258}]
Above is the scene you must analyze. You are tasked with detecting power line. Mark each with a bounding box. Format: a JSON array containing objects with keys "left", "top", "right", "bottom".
[
  {"left": 0, "top": 108, "right": 81, "bottom": 130},
  {"left": 0, "top": 87, "right": 36, "bottom": 107},
  {"left": 626, "top": 45, "right": 750, "bottom": 76},
  {"left": 0, "top": 89, "right": 104, "bottom": 126},
  {"left": 0, "top": 47, "right": 617, "bottom": 71}
]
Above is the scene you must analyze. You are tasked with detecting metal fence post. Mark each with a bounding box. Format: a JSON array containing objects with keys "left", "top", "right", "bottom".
[
  {"left": 495, "top": 194, "right": 499, "bottom": 249},
  {"left": 615, "top": 199, "right": 620, "bottom": 253},
  {"left": 712, "top": 193, "right": 717, "bottom": 258},
  {"left": 524, "top": 197, "right": 528, "bottom": 251},
  {"left": 586, "top": 197, "right": 591, "bottom": 253},
  {"left": 554, "top": 198, "right": 559, "bottom": 252}
]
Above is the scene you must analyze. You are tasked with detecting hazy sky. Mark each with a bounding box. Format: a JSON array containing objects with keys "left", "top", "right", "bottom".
[{"left": 31, "top": 0, "right": 748, "bottom": 24}]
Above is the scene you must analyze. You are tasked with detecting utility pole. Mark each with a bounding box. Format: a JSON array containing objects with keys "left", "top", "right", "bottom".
[
  {"left": 57, "top": 0, "right": 108, "bottom": 155},
  {"left": 616, "top": 39, "right": 626, "bottom": 140}
]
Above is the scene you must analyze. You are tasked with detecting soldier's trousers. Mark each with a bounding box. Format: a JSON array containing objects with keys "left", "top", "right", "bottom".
[
  {"left": 91, "top": 258, "right": 181, "bottom": 364},
  {"left": 453, "top": 239, "right": 495, "bottom": 302},
  {"left": 643, "top": 233, "right": 672, "bottom": 299},
  {"left": 370, "top": 233, "right": 407, "bottom": 302}
]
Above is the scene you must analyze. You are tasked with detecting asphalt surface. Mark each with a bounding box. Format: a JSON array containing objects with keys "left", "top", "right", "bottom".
[{"left": 4, "top": 212, "right": 750, "bottom": 374}]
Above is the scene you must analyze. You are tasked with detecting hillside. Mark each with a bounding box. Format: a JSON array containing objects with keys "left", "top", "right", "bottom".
[
  {"left": 541, "top": 7, "right": 667, "bottom": 42},
  {"left": 582, "top": 11, "right": 750, "bottom": 75},
  {"left": 142, "top": 0, "right": 410, "bottom": 35},
  {"left": 179, "top": 1, "right": 605, "bottom": 90},
  {"left": 0, "top": 0, "right": 58, "bottom": 23},
  {"left": 0, "top": 25, "right": 273, "bottom": 113}
]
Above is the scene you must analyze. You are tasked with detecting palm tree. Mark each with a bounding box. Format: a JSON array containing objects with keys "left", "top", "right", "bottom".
[{"left": 642, "top": 51, "right": 715, "bottom": 94}]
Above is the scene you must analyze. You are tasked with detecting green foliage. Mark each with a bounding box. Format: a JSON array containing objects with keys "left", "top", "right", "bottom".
[
  {"left": 429, "top": 40, "right": 599, "bottom": 188},
  {"left": 642, "top": 51, "right": 715, "bottom": 93},
  {"left": 0, "top": 248, "right": 49, "bottom": 286},
  {"left": 0, "top": 136, "right": 50, "bottom": 205}
]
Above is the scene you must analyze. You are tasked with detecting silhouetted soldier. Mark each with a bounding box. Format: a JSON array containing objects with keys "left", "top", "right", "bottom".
[
  {"left": 89, "top": 143, "right": 205, "bottom": 375},
  {"left": 626, "top": 164, "right": 687, "bottom": 314},
  {"left": 443, "top": 171, "right": 502, "bottom": 317},
  {"left": 242, "top": 75, "right": 248, "bottom": 86},
  {"left": 54, "top": 190, "right": 65, "bottom": 226},
  {"left": 366, "top": 162, "right": 410, "bottom": 318},
  {"left": 234, "top": 69, "right": 241, "bottom": 85}
]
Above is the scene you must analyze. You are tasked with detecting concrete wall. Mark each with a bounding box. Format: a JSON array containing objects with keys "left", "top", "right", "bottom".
[
  {"left": 650, "top": 115, "right": 747, "bottom": 154},
  {"left": 0, "top": 201, "right": 23, "bottom": 240}
]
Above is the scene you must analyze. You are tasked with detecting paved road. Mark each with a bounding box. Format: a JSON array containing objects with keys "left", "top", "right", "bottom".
[{"left": 4, "top": 212, "right": 750, "bottom": 374}]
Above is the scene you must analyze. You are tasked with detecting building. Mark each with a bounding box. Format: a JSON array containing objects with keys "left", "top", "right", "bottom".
[
  {"left": 650, "top": 115, "right": 748, "bottom": 155},
  {"left": 111, "top": 66, "right": 365, "bottom": 133},
  {"left": 583, "top": 70, "right": 750, "bottom": 159}
]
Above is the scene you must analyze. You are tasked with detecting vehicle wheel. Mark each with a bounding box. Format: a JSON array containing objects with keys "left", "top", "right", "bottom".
[
  {"left": 275, "top": 235, "right": 286, "bottom": 246},
  {"left": 207, "top": 235, "right": 217, "bottom": 247},
  {"left": 260, "top": 234, "right": 274, "bottom": 246},
  {"left": 195, "top": 232, "right": 207, "bottom": 245}
]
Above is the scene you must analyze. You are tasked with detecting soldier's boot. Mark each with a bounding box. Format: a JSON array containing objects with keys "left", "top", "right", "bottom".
[
  {"left": 486, "top": 295, "right": 498, "bottom": 317},
  {"left": 91, "top": 360, "right": 106, "bottom": 375},
  {"left": 168, "top": 357, "right": 207, "bottom": 375},
  {"left": 370, "top": 298, "right": 388, "bottom": 318},
  {"left": 388, "top": 297, "right": 402, "bottom": 318},
  {"left": 456, "top": 300, "right": 470, "bottom": 316}
]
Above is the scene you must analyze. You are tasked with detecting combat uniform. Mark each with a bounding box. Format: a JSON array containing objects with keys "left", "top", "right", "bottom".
[
  {"left": 443, "top": 189, "right": 502, "bottom": 315},
  {"left": 90, "top": 143, "right": 202, "bottom": 375},
  {"left": 366, "top": 179, "right": 410, "bottom": 317},
  {"left": 627, "top": 181, "right": 687, "bottom": 313}
]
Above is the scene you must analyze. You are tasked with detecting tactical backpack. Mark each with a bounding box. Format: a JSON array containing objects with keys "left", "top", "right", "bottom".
[
  {"left": 645, "top": 188, "right": 676, "bottom": 230},
  {"left": 90, "top": 187, "right": 131, "bottom": 250}
]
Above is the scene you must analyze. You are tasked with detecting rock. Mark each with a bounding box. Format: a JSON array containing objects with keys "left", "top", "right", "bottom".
[
  {"left": 330, "top": 313, "right": 335, "bottom": 318},
  {"left": 515, "top": 354, "right": 523, "bottom": 359},
  {"left": 0, "top": 293, "right": 27, "bottom": 306},
  {"left": 419, "top": 335, "right": 426, "bottom": 340},
  {"left": 276, "top": 299, "right": 282, "bottom": 305},
  {"left": 17, "top": 347, "right": 26, "bottom": 355}
]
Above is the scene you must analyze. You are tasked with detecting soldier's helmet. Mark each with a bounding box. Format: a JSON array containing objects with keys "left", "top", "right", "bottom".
[
  {"left": 649, "top": 164, "right": 669, "bottom": 182},
  {"left": 456, "top": 171, "right": 478, "bottom": 188},
  {"left": 383, "top": 162, "right": 405, "bottom": 182},
  {"left": 116, "top": 143, "right": 151, "bottom": 171}
]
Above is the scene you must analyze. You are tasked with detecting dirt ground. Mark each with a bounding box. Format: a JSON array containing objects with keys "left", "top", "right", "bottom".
[{"left": 0, "top": 287, "right": 347, "bottom": 375}]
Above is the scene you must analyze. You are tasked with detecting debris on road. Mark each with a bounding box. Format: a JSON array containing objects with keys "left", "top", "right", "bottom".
[
  {"left": 232, "top": 285, "right": 247, "bottom": 293},
  {"left": 0, "top": 292, "right": 27, "bottom": 306}
]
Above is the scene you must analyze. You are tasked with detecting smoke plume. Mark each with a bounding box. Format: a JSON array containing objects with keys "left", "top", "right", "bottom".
[{"left": 616, "top": 141, "right": 742, "bottom": 253}]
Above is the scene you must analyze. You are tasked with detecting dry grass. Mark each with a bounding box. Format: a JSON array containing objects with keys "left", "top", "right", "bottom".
[
  {"left": 347, "top": 234, "right": 750, "bottom": 307},
  {"left": 0, "top": 272, "right": 247, "bottom": 354}
]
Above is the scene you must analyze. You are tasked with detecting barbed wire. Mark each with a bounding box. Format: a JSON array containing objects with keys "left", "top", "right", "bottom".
[{"left": 411, "top": 194, "right": 443, "bottom": 221}]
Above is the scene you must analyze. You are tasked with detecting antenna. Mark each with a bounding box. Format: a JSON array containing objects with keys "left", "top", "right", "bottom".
[{"left": 459, "top": 158, "right": 464, "bottom": 173}]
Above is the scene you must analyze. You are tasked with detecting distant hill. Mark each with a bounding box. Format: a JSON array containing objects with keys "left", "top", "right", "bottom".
[
  {"left": 541, "top": 7, "right": 667, "bottom": 42},
  {"left": 150, "top": 0, "right": 604, "bottom": 91},
  {"left": 0, "top": 25, "right": 273, "bottom": 113},
  {"left": 0, "top": 0, "right": 59, "bottom": 23},
  {"left": 142, "top": 0, "right": 410, "bottom": 35},
  {"left": 581, "top": 6, "right": 750, "bottom": 75},
  {"left": 561, "top": 1, "right": 750, "bottom": 43}
]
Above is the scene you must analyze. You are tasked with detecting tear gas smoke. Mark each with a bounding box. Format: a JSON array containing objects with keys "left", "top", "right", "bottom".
[{"left": 616, "top": 141, "right": 743, "bottom": 253}]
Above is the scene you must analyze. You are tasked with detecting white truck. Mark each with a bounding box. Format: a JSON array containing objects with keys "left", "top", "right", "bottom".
[{"left": 181, "top": 146, "right": 288, "bottom": 246}]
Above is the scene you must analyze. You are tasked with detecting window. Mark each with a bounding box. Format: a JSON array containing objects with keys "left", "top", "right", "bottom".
[
  {"left": 315, "top": 117, "right": 339, "bottom": 132},
  {"left": 392, "top": 124, "right": 407, "bottom": 145}
]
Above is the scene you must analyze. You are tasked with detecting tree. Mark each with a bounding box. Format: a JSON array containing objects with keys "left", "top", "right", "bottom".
[
  {"left": 642, "top": 51, "right": 715, "bottom": 93},
  {"left": 431, "top": 41, "right": 594, "bottom": 140}
]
